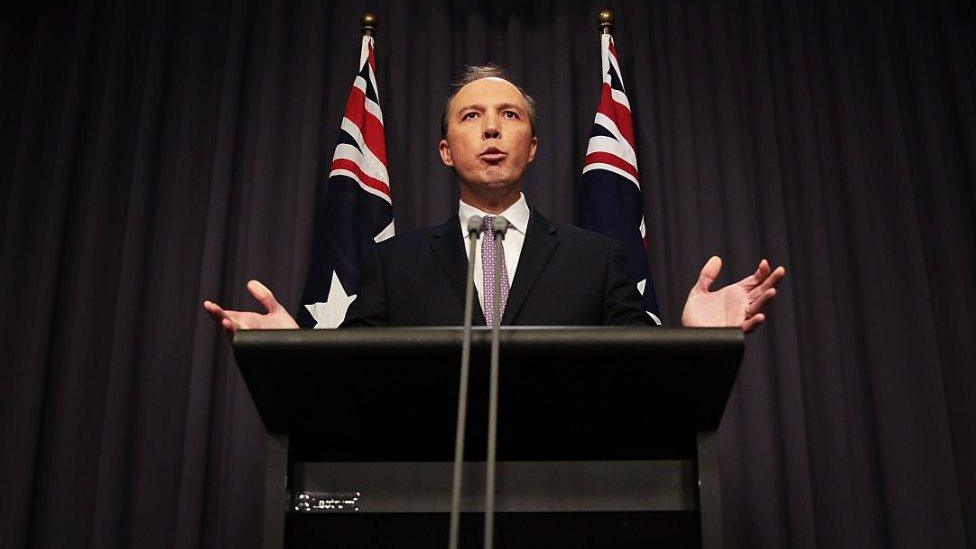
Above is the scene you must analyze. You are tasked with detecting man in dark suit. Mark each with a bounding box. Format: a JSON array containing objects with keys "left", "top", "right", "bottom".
[
  {"left": 204, "top": 67, "right": 784, "bottom": 333},
  {"left": 342, "top": 210, "right": 651, "bottom": 327}
]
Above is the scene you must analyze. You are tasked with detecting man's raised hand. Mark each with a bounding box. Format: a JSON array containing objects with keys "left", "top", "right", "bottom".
[
  {"left": 681, "top": 256, "right": 786, "bottom": 333},
  {"left": 203, "top": 280, "right": 299, "bottom": 337}
]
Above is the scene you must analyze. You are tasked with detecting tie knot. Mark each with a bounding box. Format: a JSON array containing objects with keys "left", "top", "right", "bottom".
[{"left": 482, "top": 215, "right": 494, "bottom": 232}]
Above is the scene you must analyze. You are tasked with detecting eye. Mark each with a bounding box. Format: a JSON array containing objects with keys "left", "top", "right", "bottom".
[
  {"left": 502, "top": 110, "right": 519, "bottom": 119},
  {"left": 462, "top": 111, "right": 479, "bottom": 120}
]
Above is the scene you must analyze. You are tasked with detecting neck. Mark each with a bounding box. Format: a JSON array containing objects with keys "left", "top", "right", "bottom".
[{"left": 459, "top": 186, "right": 521, "bottom": 214}]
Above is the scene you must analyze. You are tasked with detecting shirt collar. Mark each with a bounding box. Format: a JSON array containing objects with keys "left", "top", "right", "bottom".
[{"left": 458, "top": 193, "right": 530, "bottom": 236}]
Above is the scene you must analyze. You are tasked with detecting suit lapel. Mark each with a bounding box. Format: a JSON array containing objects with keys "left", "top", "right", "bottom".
[
  {"left": 502, "top": 209, "right": 559, "bottom": 325},
  {"left": 430, "top": 216, "right": 487, "bottom": 326}
]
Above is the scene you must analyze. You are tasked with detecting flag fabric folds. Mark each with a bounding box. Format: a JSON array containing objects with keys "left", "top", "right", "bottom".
[
  {"left": 579, "top": 33, "right": 661, "bottom": 324},
  {"left": 298, "top": 34, "right": 394, "bottom": 329}
]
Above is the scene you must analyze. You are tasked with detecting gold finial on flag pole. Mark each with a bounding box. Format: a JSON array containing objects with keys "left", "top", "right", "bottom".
[
  {"left": 598, "top": 9, "right": 613, "bottom": 35},
  {"left": 361, "top": 12, "right": 377, "bottom": 37}
]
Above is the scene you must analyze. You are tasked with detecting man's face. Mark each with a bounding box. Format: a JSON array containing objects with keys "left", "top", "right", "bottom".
[{"left": 439, "top": 77, "right": 537, "bottom": 196}]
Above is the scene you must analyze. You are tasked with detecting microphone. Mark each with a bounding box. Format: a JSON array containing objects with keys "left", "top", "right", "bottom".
[
  {"left": 484, "top": 215, "right": 509, "bottom": 549},
  {"left": 491, "top": 216, "right": 510, "bottom": 239},
  {"left": 448, "top": 215, "right": 483, "bottom": 549},
  {"left": 467, "top": 215, "right": 484, "bottom": 238}
]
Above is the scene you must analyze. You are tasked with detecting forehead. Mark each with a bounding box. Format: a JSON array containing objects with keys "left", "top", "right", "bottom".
[{"left": 449, "top": 77, "right": 529, "bottom": 113}]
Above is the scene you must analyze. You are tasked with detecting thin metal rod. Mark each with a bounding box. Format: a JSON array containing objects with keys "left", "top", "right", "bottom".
[
  {"left": 484, "top": 229, "right": 504, "bottom": 549},
  {"left": 449, "top": 228, "right": 480, "bottom": 549}
]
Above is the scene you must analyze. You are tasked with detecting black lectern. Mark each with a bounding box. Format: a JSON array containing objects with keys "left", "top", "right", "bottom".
[{"left": 233, "top": 327, "right": 743, "bottom": 549}]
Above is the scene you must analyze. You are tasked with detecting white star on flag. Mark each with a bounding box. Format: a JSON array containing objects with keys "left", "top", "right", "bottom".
[
  {"left": 637, "top": 279, "right": 662, "bottom": 325},
  {"left": 305, "top": 271, "right": 357, "bottom": 329}
]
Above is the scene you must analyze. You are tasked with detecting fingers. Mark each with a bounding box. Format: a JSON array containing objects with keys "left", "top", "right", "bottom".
[
  {"left": 203, "top": 300, "right": 229, "bottom": 321},
  {"left": 736, "top": 259, "right": 786, "bottom": 333},
  {"left": 744, "top": 261, "right": 786, "bottom": 298},
  {"left": 695, "top": 256, "right": 723, "bottom": 293},
  {"left": 743, "top": 284, "right": 781, "bottom": 333},
  {"left": 221, "top": 318, "right": 238, "bottom": 334},
  {"left": 247, "top": 279, "right": 281, "bottom": 314},
  {"left": 757, "top": 265, "right": 787, "bottom": 292},
  {"left": 742, "top": 313, "right": 765, "bottom": 334},
  {"left": 748, "top": 288, "right": 777, "bottom": 316},
  {"left": 752, "top": 259, "right": 771, "bottom": 281},
  {"left": 203, "top": 300, "right": 239, "bottom": 335}
]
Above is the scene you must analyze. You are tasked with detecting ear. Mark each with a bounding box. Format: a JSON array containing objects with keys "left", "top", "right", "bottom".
[
  {"left": 527, "top": 136, "right": 538, "bottom": 163},
  {"left": 438, "top": 139, "right": 454, "bottom": 167}
]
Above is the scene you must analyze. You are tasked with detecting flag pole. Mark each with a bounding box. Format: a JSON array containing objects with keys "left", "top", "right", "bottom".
[
  {"left": 361, "top": 11, "right": 376, "bottom": 36},
  {"left": 598, "top": 8, "right": 613, "bottom": 34}
]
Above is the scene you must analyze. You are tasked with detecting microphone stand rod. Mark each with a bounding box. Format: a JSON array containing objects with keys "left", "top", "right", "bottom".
[
  {"left": 448, "top": 216, "right": 483, "bottom": 549},
  {"left": 484, "top": 216, "right": 509, "bottom": 549}
]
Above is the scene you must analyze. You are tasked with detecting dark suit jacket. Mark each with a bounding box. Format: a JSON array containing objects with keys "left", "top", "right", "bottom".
[{"left": 342, "top": 209, "right": 654, "bottom": 327}]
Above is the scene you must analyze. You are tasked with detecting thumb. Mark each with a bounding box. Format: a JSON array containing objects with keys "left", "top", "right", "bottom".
[
  {"left": 247, "top": 280, "right": 281, "bottom": 313},
  {"left": 695, "top": 256, "right": 723, "bottom": 293}
]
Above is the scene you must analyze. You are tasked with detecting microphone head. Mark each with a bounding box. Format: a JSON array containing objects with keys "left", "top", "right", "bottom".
[
  {"left": 467, "top": 215, "right": 483, "bottom": 235},
  {"left": 492, "top": 216, "right": 510, "bottom": 235}
]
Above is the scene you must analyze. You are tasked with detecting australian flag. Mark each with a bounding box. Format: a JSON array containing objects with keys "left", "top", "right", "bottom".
[
  {"left": 298, "top": 34, "right": 394, "bottom": 328},
  {"left": 579, "top": 33, "right": 661, "bottom": 324}
]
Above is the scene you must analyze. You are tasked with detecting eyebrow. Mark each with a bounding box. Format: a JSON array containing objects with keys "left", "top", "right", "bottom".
[
  {"left": 455, "top": 103, "right": 526, "bottom": 116},
  {"left": 495, "top": 102, "right": 525, "bottom": 112}
]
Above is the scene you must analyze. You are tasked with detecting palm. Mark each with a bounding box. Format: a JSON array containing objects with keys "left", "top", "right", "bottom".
[
  {"left": 222, "top": 308, "right": 293, "bottom": 330},
  {"left": 681, "top": 256, "right": 786, "bottom": 333}
]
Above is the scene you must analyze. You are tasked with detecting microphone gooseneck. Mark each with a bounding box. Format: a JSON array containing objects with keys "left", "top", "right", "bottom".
[
  {"left": 448, "top": 216, "right": 483, "bottom": 549},
  {"left": 484, "top": 215, "right": 509, "bottom": 549}
]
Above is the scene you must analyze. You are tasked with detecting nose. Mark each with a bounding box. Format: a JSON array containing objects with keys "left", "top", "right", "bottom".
[{"left": 482, "top": 113, "right": 500, "bottom": 140}]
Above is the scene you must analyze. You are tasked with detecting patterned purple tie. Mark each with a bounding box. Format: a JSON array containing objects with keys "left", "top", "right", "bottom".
[{"left": 481, "top": 215, "right": 510, "bottom": 327}]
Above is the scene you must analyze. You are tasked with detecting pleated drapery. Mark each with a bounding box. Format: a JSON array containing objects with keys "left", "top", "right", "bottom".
[{"left": 1, "top": 1, "right": 974, "bottom": 547}]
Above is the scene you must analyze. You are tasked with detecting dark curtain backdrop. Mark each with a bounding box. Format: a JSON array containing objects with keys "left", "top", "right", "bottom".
[{"left": 2, "top": 0, "right": 974, "bottom": 547}]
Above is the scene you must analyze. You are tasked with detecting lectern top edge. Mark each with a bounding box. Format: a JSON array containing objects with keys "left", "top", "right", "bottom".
[{"left": 233, "top": 326, "right": 744, "bottom": 350}]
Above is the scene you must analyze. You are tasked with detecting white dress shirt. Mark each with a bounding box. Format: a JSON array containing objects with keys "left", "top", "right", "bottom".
[{"left": 458, "top": 193, "right": 531, "bottom": 314}]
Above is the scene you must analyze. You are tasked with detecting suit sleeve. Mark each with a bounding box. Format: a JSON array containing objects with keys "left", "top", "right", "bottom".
[
  {"left": 340, "top": 246, "right": 389, "bottom": 328},
  {"left": 602, "top": 241, "right": 657, "bottom": 327}
]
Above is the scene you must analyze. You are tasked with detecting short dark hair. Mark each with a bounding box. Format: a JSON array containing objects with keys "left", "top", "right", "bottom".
[{"left": 440, "top": 64, "right": 537, "bottom": 139}]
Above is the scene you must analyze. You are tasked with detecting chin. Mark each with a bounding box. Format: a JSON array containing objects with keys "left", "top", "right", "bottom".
[
  {"left": 483, "top": 168, "right": 522, "bottom": 185},
  {"left": 478, "top": 178, "right": 517, "bottom": 190}
]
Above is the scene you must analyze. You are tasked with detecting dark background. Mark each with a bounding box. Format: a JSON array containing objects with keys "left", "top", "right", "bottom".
[{"left": 2, "top": 0, "right": 974, "bottom": 547}]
